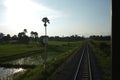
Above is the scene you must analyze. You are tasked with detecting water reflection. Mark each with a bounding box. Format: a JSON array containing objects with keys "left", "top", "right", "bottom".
[
  {"left": 3, "top": 54, "right": 44, "bottom": 65},
  {"left": 0, "top": 67, "right": 25, "bottom": 80},
  {"left": 2, "top": 53, "right": 56, "bottom": 66},
  {"left": 0, "top": 52, "right": 58, "bottom": 79}
]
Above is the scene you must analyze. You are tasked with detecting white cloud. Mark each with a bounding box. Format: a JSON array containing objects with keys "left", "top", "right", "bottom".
[
  {"left": 1, "top": 0, "right": 63, "bottom": 35},
  {"left": 5, "top": 0, "right": 63, "bottom": 23}
]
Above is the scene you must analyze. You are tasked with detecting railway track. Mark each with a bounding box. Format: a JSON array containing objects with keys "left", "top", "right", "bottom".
[
  {"left": 48, "top": 42, "right": 102, "bottom": 80},
  {"left": 74, "top": 43, "right": 92, "bottom": 80}
]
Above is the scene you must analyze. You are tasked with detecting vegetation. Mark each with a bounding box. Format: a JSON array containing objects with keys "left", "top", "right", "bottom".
[
  {"left": 89, "top": 35, "right": 111, "bottom": 41},
  {"left": 48, "top": 35, "right": 85, "bottom": 41},
  {"left": 89, "top": 40, "right": 112, "bottom": 80},
  {"left": 42, "top": 17, "right": 50, "bottom": 27},
  {"left": 14, "top": 41, "right": 83, "bottom": 80},
  {"left": 0, "top": 42, "right": 42, "bottom": 62},
  {"left": 0, "top": 32, "right": 111, "bottom": 80},
  {"left": 0, "top": 29, "right": 85, "bottom": 44}
]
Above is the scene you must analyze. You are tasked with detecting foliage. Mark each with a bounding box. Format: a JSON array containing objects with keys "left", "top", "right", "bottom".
[
  {"left": 0, "top": 31, "right": 85, "bottom": 44},
  {"left": 48, "top": 35, "right": 85, "bottom": 41},
  {"left": 0, "top": 43, "right": 42, "bottom": 62},
  {"left": 89, "top": 35, "right": 111, "bottom": 41},
  {"left": 89, "top": 40, "right": 112, "bottom": 80},
  {"left": 14, "top": 41, "right": 83, "bottom": 80},
  {"left": 42, "top": 17, "right": 50, "bottom": 27}
]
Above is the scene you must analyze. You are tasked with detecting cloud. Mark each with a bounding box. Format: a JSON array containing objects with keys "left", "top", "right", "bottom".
[
  {"left": 0, "top": 0, "right": 63, "bottom": 35},
  {"left": 3, "top": 0, "right": 63, "bottom": 26}
]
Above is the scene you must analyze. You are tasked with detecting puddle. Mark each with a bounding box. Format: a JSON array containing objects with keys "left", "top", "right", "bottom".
[
  {"left": 2, "top": 52, "right": 57, "bottom": 65},
  {"left": 3, "top": 54, "right": 44, "bottom": 65},
  {"left": 0, "top": 67, "right": 25, "bottom": 80}
]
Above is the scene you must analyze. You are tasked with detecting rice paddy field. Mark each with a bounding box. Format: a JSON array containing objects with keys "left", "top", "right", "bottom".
[{"left": 0, "top": 41, "right": 84, "bottom": 80}]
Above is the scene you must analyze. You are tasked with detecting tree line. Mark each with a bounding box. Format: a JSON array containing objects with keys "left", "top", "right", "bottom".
[
  {"left": 0, "top": 29, "right": 39, "bottom": 44},
  {"left": 0, "top": 29, "right": 111, "bottom": 44},
  {"left": 0, "top": 29, "right": 85, "bottom": 44},
  {"left": 48, "top": 35, "right": 85, "bottom": 41},
  {"left": 89, "top": 35, "right": 111, "bottom": 40}
]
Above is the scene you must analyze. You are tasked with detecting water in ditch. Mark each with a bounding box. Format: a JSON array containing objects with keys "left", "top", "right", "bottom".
[
  {"left": 0, "top": 52, "right": 57, "bottom": 80},
  {"left": 0, "top": 67, "right": 25, "bottom": 80},
  {"left": 2, "top": 54, "right": 44, "bottom": 65}
]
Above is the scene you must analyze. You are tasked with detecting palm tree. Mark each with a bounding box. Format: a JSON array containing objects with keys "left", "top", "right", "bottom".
[
  {"left": 23, "top": 29, "right": 27, "bottom": 35},
  {"left": 34, "top": 32, "right": 38, "bottom": 38},
  {"left": 42, "top": 17, "right": 50, "bottom": 36},
  {"left": 30, "top": 31, "right": 34, "bottom": 38},
  {"left": 42, "top": 17, "right": 50, "bottom": 70},
  {"left": 34, "top": 32, "right": 38, "bottom": 41},
  {"left": 42, "top": 17, "right": 50, "bottom": 27}
]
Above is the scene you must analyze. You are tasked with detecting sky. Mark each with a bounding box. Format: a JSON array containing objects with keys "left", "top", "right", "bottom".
[{"left": 0, "top": 0, "right": 111, "bottom": 37}]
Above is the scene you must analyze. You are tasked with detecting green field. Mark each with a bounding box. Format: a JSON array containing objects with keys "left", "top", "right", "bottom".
[
  {"left": 89, "top": 40, "right": 112, "bottom": 80},
  {"left": 0, "top": 41, "right": 84, "bottom": 80},
  {"left": 0, "top": 40, "right": 112, "bottom": 80},
  {"left": 0, "top": 42, "right": 43, "bottom": 62},
  {"left": 0, "top": 41, "right": 82, "bottom": 57},
  {"left": 0, "top": 43, "right": 41, "bottom": 57}
]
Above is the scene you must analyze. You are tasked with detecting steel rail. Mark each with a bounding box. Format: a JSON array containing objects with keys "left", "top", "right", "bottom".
[
  {"left": 87, "top": 44, "right": 92, "bottom": 80},
  {"left": 73, "top": 44, "right": 93, "bottom": 80},
  {"left": 73, "top": 46, "right": 86, "bottom": 80}
]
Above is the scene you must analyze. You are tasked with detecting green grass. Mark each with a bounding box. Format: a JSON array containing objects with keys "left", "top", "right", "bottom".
[
  {"left": 0, "top": 43, "right": 41, "bottom": 57},
  {"left": 13, "top": 41, "right": 83, "bottom": 80},
  {"left": 0, "top": 41, "right": 83, "bottom": 80},
  {"left": 48, "top": 41, "right": 68, "bottom": 45},
  {"left": 89, "top": 40, "right": 112, "bottom": 80},
  {"left": 0, "top": 43, "right": 43, "bottom": 62}
]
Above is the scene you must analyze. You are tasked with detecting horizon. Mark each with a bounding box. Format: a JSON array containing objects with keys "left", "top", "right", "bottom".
[{"left": 0, "top": 31, "right": 111, "bottom": 38}]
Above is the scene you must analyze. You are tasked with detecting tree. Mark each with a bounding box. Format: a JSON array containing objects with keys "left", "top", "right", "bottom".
[
  {"left": 3, "top": 34, "right": 11, "bottom": 42},
  {"left": 42, "top": 17, "right": 50, "bottom": 70},
  {"left": 34, "top": 32, "right": 38, "bottom": 41},
  {"left": 18, "top": 32, "right": 25, "bottom": 38},
  {"left": 23, "top": 29, "right": 27, "bottom": 35},
  {"left": 0, "top": 33, "right": 4, "bottom": 40},
  {"left": 18, "top": 31, "right": 29, "bottom": 44},
  {"left": 11, "top": 35, "right": 18, "bottom": 40},
  {"left": 89, "top": 35, "right": 111, "bottom": 40},
  {"left": 30, "top": 31, "right": 38, "bottom": 42},
  {"left": 30, "top": 31, "right": 34, "bottom": 38},
  {"left": 42, "top": 17, "right": 50, "bottom": 27},
  {"left": 34, "top": 32, "right": 38, "bottom": 38}
]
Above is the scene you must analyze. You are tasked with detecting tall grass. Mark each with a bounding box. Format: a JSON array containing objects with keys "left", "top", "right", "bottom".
[{"left": 89, "top": 40, "right": 112, "bottom": 80}]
